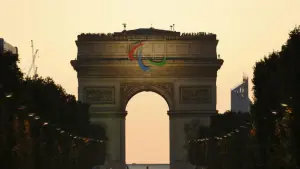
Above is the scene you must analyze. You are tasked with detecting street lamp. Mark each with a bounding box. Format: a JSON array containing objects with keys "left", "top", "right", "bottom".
[
  {"left": 18, "top": 106, "right": 26, "bottom": 110},
  {"left": 281, "top": 103, "right": 288, "bottom": 107},
  {"left": 5, "top": 93, "right": 12, "bottom": 98}
]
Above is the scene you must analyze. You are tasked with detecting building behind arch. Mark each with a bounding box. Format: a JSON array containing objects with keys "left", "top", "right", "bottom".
[
  {"left": 0, "top": 38, "right": 18, "bottom": 55},
  {"left": 230, "top": 75, "right": 250, "bottom": 113}
]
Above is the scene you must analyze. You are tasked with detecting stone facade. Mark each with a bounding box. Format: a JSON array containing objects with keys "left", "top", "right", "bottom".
[{"left": 71, "top": 28, "right": 223, "bottom": 169}]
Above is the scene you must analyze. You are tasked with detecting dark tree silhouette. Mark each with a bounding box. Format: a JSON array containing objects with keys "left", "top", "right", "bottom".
[
  {"left": 252, "top": 25, "right": 300, "bottom": 169},
  {"left": 0, "top": 51, "right": 24, "bottom": 169},
  {"left": 188, "top": 111, "right": 251, "bottom": 169},
  {"left": 0, "top": 51, "right": 107, "bottom": 169}
]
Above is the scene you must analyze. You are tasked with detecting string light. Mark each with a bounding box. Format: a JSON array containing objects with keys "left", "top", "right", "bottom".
[
  {"left": 188, "top": 122, "right": 252, "bottom": 143},
  {"left": 23, "top": 107, "right": 105, "bottom": 144},
  {"left": 22, "top": 103, "right": 293, "bottom": 145},
  {"left": 188, "top": 104, "right": 294, "bottom": 144},
  {"left": 18, "top": 106, "right": 26, "bottom": 110},
  {"left": 286, "top": 108, "right": 292, "bottom": 114},
  {"left": 5, "top": 93, "right": 12, "bottom": 98}
]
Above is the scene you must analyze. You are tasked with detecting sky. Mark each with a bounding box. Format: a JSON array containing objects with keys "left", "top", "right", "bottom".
[{"left": 1, "top": 0, "right": 300, "bottom": 164}]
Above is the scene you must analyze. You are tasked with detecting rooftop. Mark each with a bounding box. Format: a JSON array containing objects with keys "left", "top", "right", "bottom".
[
  {"left": 114, "top": 27, "right": 180, "bottom": 36},
  {"left": 77, "top": 27, "right": 217, "bottom": 41},
  {"left": 0, "top": 38, "right": 18, "bottom": 55}
]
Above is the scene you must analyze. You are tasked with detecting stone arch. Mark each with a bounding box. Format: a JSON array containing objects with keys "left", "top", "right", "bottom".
[
  {"left": 71, "top": 27, "right": 224, "bottom": 169},
  {"left": 120, "top": 82, "right": 174, "bottom": 111}
]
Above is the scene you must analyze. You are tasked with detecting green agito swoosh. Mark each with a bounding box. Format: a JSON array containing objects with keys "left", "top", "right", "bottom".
[{"left": 146, "top": 56, "right": 167, "bottom": 66}]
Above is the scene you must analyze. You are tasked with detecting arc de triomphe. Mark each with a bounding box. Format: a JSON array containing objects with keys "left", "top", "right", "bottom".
[{"left": 71, "top": 28, "right": 223, "bottom": 169}]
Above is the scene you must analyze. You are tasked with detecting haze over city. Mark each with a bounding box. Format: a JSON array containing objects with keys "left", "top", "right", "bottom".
[{"left": 1, "top": 0, "right": 300, "bottom": 164}]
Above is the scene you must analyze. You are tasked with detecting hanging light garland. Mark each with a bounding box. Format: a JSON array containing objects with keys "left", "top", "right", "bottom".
[
  {"left": 250, "top": 127, "right": 256, "bottom": 137},
  {"left": 21, "top": 102, "right": 293, "bottom": 145},
  {"left": 21, "top": 107, "right": 105, "bottom": 144},
  {"left": 188, "top": 122, "right": 252, "bottom": 144},
  {"left": 189, "top": 102, "right": 294, "bottom": 145}
]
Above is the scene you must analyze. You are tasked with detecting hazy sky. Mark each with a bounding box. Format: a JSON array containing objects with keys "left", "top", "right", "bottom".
[{"left": 1, "top": 0, "right": 300, "bottom": 164}]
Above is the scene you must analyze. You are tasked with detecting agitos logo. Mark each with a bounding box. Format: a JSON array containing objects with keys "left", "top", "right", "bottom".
[{"left": 128, "top": 41, "right": 167, "bottom": 72}]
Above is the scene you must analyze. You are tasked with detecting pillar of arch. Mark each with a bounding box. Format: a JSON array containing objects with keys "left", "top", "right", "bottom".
[{"left": 71, "top": 28, "right": 223, "bottom": 169}]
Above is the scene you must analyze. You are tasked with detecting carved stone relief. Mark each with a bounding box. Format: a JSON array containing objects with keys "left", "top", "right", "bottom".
[
  {"left": 105, "top": 44, "right": 113, "bottom": 53},
  {"left": 179, "top": 85, "right": 212, "bottom": 104},
  {"left": 120, "top": 82, "right": 174, "bottom": 109},
  {"left": 84, "top": 87, "right": 115, "bottom": 104},
  {"left": 93, "top": 44, "right": 105, "bottom": 53},
  {"left": 141, "top": 43, "right": 153, "bottom": 56},
  {"left": 176, "top": 44, "right": 189, "bottom": 55},
  {"left": 167, "top": 44, "right": 176, "bottom": 53},
  {"left": 116, "top": 44, "right": 127, "bottom": 53},
  {"left": 78, "top": 40, "right": 217, "bottom": 58},
  {"left": 190, "top": 44, "right": 201, "bottom": 54},
  {"left": 153, "top": 44, "right": 165, "bottom": 54}
]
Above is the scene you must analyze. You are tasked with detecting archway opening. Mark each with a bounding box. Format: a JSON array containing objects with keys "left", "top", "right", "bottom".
[{"left": 125, "top": 91, "right": 169, "bottom": 164}]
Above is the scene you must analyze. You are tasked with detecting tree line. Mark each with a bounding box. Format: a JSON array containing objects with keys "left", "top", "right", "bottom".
[
  {"left": 0, "top": 51, "right": 107, "bottom": 169},
  {"left": 189, "top": 26, "right": 300, "bottom": 169}
]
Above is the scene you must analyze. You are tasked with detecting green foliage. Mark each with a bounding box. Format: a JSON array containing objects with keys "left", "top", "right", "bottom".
[
  {"left": 0, "top": 51, "right": 24, "bottom": 169},
  {"left": 20, "top": 77, "right": 107, "bottom": 168},
  {"left": 0, "top": 51, "right": 24, "bottom": 95},
  {"left": 0, "top": 51, "right": 107, "bottom": 169},
  {"left": 188, "top": 111, "right": 252, "bottom": 169},
  {"left": 252, "top": 25, "right": 300, "bottom": 168}
]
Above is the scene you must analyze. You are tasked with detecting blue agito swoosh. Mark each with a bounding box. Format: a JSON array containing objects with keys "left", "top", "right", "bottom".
[{"left": 137, "top": 48, "right": 150, "bottom": 72}]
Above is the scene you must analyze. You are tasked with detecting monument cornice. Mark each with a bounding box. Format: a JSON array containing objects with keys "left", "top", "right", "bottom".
[
  {"left": 73, "top": 65, "right": 221, "bottom": 78},
  {"left": 71, "top": 58, "right": 223, "bottom": 78},
  {"left": 77, "top": 29, "right": 217, "bottom": 42},
  {"left": 71, "top": 58, "right": 223, "bottom": 67},
  {"left": 76, "top": 36, "right": 216, "bottom": 42}
]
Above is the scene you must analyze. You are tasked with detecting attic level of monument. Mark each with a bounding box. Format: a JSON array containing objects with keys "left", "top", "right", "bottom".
[
  {"left": 72, "top": 27, "right": 222, "bottom": 78},
  {"left": 77, "top": 28, "right": 217, "bottom": 41}
]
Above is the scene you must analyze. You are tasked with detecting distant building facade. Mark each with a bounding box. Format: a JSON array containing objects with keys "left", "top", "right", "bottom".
[
  {"left": 231, "top": 76, "right": 250, "bottom": 113},
  {"left": 0, "top": 38, "right": 18, "bottom": 55}
]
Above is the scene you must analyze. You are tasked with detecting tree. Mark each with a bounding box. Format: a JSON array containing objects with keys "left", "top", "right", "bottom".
[
  {"left": 21, "top": 77, "right": 108, "bottom": 168},
  {"left": 0, "top": 50, "right": 108, "bottom": 169},
  {"left": 252, "top": 25, "right": 300, "bottom": 168},
  {"left": 189, "top": 111, "right": 252, "bottom": 169},
  {"left": 0, "top": 51, "right": 24, "bottom": 169}
]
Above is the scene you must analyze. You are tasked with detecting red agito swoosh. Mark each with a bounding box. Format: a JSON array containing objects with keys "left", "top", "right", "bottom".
[{"left": 128, "top": 43, "right": 144, "bottom": 60}]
